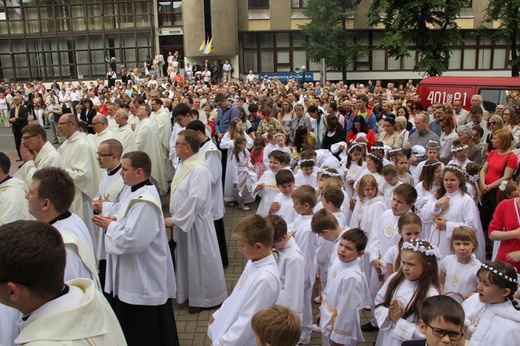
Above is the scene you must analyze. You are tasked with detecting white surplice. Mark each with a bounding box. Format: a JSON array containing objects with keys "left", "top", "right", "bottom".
[
  {"left": 220, "top": 132, "right": 253, "bottom": 202},
  {"left": 208, "top": 255, "right": 280, "bottom": 346},
  {"left": 440, "top": 254, "right": 481, "bottom": 304},
  {"left": 114, "top": 124, "right": 137, "bottom": 155},
  {"left": 134, "top": 117, "right": 167, "bottom": 194},
  {"left": 104, "top": 183, "right": 176, "bottom": 305},
  {"left": 0, "top": 177, "right": 29, "bottom": 226},
  {"left": 13, "top": 141, "right": 63, "bottom": 187},
  {"left": 252, "top": 169, "right": 281, "bottom": 216},
  {"left": 93, "top": 127, "right": 115, "bottom": 148},
  {"left": 170, "top": 160, "right": 227, "bottom": 307},
  {"left": 271, "top": 192, "right": 297, "bottom": 225},
  {"left": 197, "top": 139, "right": 224, "bottom": 220}
]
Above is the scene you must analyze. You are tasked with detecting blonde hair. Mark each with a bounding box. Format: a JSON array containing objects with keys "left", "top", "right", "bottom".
[{"left": 356, "top": 174, "right": 378, "bottom": 202}]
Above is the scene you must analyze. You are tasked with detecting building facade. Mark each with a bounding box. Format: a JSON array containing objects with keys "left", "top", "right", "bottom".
[{"left": 0, "top": 0, "right": 513, "bottom": 82}]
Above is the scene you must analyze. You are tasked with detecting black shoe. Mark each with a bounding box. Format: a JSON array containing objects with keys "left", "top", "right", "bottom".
[
  {"left": 188, "top": 306, "right": 204, "bottom": 314},
  {"left": 361, "top": 322, "right": 379, "bottom": 332}
]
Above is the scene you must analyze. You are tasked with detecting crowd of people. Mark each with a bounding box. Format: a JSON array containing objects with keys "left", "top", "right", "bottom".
[{"left": 1, "top": 73, "right": 520, "bottom": 346}]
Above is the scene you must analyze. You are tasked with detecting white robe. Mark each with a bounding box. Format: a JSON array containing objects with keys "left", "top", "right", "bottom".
[
  {"left": 58, "top": 131, "right": 100, "bottom": 253},
  {"left": 93, "top": 127, "right": 115, "bottom": 148},
  {"left": 440, "top": 254, "right": 481, "bottom": 303},
  {"left": 15, "top": 279, "right": 127, "bottom": 346},
  {"left": 170, "top": 162, "right": 227, "bottom": 307},
  {"left": 374, "top": 273, "right": 440, "bottom": 346},
  {"left": 95, "top": 166, "right": 125, "bottom": 261},
  {"left": 150, "top": 106, "right": 173, "bottom": 180},
  {"left": 275, "top": 236, "right": 305, "bottom": 321},
  {"left": 0, "top": 304, "right": 19, "bottom": 346},
  {"left": 104, "top": 184, "right": 176, "bottom": 305},
  {"left": 197, "top": 139, "right": 224, "bottom": 220},
  {"left": 0, "top": 177, "right": 29, "bottom": 226},
  {"left": 13, "top": 141, "right": 63, "bottom": 187},
  {"left": 272, "top": 192, "right": 297, "bottom": 225},
  {"left": 462, "top": 293, "right": 520, "bottom": 346},
  {"left": 220, "top": 132, "right": 253, "bottom": 202},
  {"left": 252, "top": 169, "right": 281, "bottom": 217},
  {"left": 208, "top": 255, "right": 280, "bottom": 346},
  {"left": 168, "top": 123, "right": 185, "bottom": 170},
  {"left": 134, "top": 118, "right": 167, "bottom": 194},
  {"left": 294, "top": 167, "right": 319, "bottom": 188},
  {"left": 349, "top": 195, "right": 387, "bottom": 237},
  {"left": 231, "top": 150, "right": 256, "bottom": 204},
  {"left": 114, "top": 124, "right": 137, "bottom": 155},
  {"left": 420, "top": 189, "right": 486, "bottom": 261},
  {"left": 320, "top": 257, "right": 371, "bottom": 345},
  {"left": 341, "top": 161, "right": 367, "bottom": 200}
]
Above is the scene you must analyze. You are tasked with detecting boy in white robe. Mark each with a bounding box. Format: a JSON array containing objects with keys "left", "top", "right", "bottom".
[
  {"left": 0, "top": 220, "right": 126, "bottom": 346},
  {"left": 208, "top": 215, "right": 280, "bottom": 346},
  {"left": 0, "top": 152, "right": 29, "bottom": 226},
  {"left": 294, "top": 159, "right": 319, "bottom": 188},
  {"left": 253, "top": 150, "right": 286, "bottom": 216},
  {"left": 252, "top": 305, "right": 301, "bottom": 346},
  {"left": 269, "top": 169, "right": 297, "bottom": 225},
  {"left": 291, "top": 185, "right": 319, "bottom": 344},
  {"left": 319, "top": 228, "right": 372, "bottom": 346},
  {"left": 267, "top": 215, "right": 305, "bottom": 322}
]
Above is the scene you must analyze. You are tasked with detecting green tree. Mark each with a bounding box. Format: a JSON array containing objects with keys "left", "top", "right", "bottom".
[
  {"left": 368, "top": 0, "right": 467, "bottom": 76},
  {"left": 481, "top": 0, "right": 520, "bottom": 76},
  {"left": 299, "top": 0, "right": 365, "bottom": 82}
]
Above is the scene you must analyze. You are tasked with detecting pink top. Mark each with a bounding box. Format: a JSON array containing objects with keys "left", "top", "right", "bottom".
[{"left": 250, "top": 148, "right": 264, "bottom": 164}]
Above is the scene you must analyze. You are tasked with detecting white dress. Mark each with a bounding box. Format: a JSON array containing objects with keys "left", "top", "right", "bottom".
[
  {"left": 231, "top": 149, "right": 256, "bottom": 204},
  {"left": 374, "top": 273, "right": 440, "bottom": 346},
  {"left": 252, "top": 169, "right": 281, "bottom": 217},
  {"left": 272, "top": 192, "right": 297, "bottom": 225},
  {"left": 0, "top": 177, "right": 29, "bottom": 226},
  {"left": 220, "top": 132, "right": 253, "bottom": 202},
  {"left": 420, "top": 189, "right": 486, "bottom": 261},
  {"left": 440, "top": 254, "right": 481, "bottom": 304},
  {"left": 462, "top": 293, "right": 520, "bottom": 345}
]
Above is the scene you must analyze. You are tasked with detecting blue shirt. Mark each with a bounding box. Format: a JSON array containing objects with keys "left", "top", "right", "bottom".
[{"left": 215, "top": 102, "right": 240, "bottom": 135}]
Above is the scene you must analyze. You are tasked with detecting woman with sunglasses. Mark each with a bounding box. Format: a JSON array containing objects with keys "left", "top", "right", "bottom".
[{"left": 485, "top": 114, "right": 504, "bottom": 152}]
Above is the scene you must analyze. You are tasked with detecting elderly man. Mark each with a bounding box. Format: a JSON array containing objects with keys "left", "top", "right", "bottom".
[
  {"left": 166, "top": 129, "right": 227, "bottom": 313},
  {"left": 470, "top": 94, "right": 489, "bottom": 119},
  {"left": 92, "top": 151, "right": 178, "bottom": 346},
  {"left": 57, "top": 113, "right": 100, "bottom": 252},
  {"left": 457, "top": 124, "right": 484, "bottom": 166},
  {"left": 134, "top": 105, "right": 167, "bottom": 194},
  {"left": 92, "top": 114, "right": 115, "bottom": 148},
  {"left": 105, "top": 101, "right": 119, "bottom": 129},
  {"left": 9, "top": 96, "right": 29, "bottom": 161},
  {"left": 15, "top": 123, "right": 63, "bottom": 186},
  {"left": 403, "top": 112, "right": 440, "bottom": 167},
  {"left": 114, "top": 109, "right": 137, "bottom": 155},
  {"left": 468, "top": 105, "right": 488, "bottom": 142},
  {"left": 453, "top": 98, "right": 469, "bottom": 126}
]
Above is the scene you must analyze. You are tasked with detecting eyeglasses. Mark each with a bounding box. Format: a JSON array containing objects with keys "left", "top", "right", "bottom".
[
  {"left": 426, "top": 323, "right": 464, "bottom": 341},
  {"left": 488, "top": 122, "right": 496, "bottom": 125},
  {"left": 96, "top": 152, "right": 113, "bottom": 157},
  {"left": 22, "top": 134, "right": 38, "bottom": 140}
]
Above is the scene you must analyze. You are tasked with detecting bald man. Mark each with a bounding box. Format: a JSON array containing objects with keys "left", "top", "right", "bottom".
[{"left": 92, "top": 114, "right": 115, "bottom": 148}]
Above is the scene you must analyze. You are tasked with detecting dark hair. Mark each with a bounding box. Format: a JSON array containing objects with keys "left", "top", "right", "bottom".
[
  {"left": 100, "top": 139, "right": 123, "bottom": 159},
  {"left": 122, "top": 151, "right": 152, "bottom": 178},
  {"left": 186, "top": 119, "right": 206, "bottom": 134},
  {"left": 0, "top": 220, "right": 66, "bottom": 299},
  {"left": 435, "top": 164, "right": 468, "bottom": 199},
  {"left": 419, "top": 160, "right": 442, "bottom": 192},
  {"left": 0, "top": 152, "right": 10, "bottom": 174},
  {"left": 311, "top": 209, "right": 339, "bottom": 234},
  {"left": 477, "top": 261, "right": 519, "bottom": 308},
  {"left": 326, "top": 113, "right": 341, "bottom": 132},
  {"left": 268, "top": 150, "right": 286, "bottom": 164},
  {"left": 345, "top": 141, "right": 364, "bottom": 169},
  {"left": 322, "top": 187, "right": 344, "bottom": 209},
  {"left": 351, "top": 115, "right": 368, "bottom": 134},
  {"left": 293, "top": 125, "right": 309, "bottom": 154},
  {"left": 172, "top": 103, "right": 191, "bottom": 118},
  {"left": 419, "top": 296, "right": 465, "bottom": 326},
  {"left": 341, "top": 228, "right": 368, "bottom": 252},
  {"left": 394, "top": 183, "right": 418, "bottom": 204},
  {"left": 22, "top": 123, "right": 47, "bottom": 141},
  {"left": 233, "top": 214, "right": 274, "bottom": 248},
  {"left": 32, "top": 167, "right": 75, "bottom": 214},
  {"left": 276, "top": 169, "right": 295, "bottom": 186},
  {"left": 265, "top": 215, "right": 288, "bottom": 243}
]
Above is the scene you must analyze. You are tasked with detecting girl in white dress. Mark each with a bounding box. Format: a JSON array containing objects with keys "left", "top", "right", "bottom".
[
  {"left": 341, "top": 141, "right": 366, "bottom": 201},
  {"left": 231, "top": 137, "right": 256, "bottom": 211},
  {"left": 353, "top": 152, "right": 385, "bottom": 196},
  {"left": 440, "top": 226, "right": 482, "bottom": 304},
  {"left": 462, "top": 261, "right": 520, "bottom": 345},
  {"left": 414, "top": 159, "right": 442, "bottom": 240},
  {"left": 383, "top": 213, "right": 423, "bottom": 281},
  {"left": 220, "top": 118, "right": 253, "bottom": 206},
  {"left": 374, "top": 239, "right": 441, "bottom": 346},
  {"left": 420, "top": 164, "right": 486, "bottom": 260}
]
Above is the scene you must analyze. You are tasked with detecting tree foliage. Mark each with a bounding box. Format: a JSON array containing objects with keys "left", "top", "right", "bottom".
[
  {"left": 481, "top": 0, "right": 520, "bottom": 76},
  {"left": 368, "top": 0, "right": 467, "bottom": 76},
  {"left": 299, "top": 0, "right": 365, "bottom": 81}
]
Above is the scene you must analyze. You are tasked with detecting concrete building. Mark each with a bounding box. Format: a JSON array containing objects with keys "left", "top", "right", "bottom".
[{"left": 0, "top": 0, "right": 512, "bottom": 82}]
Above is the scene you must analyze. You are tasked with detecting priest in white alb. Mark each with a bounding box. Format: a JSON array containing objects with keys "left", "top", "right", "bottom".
[{"left": 114, "top": 109, "right": 137, "bottom": 155}]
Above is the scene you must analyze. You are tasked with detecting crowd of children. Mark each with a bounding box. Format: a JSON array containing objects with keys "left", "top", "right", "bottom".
[{"left": 207, "top": 133, "right": 520, "bottom": 346}]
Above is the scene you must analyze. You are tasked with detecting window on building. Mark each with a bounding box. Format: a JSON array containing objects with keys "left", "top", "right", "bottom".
[
  {"left": 158, "top": 1, "right": 183, "bottom": 27},
  {"left": 249, "top": 0, "right": 269, "bottom": 10},
  {"left": 291, "top": 0, "right": 308, "bottom": 8}
]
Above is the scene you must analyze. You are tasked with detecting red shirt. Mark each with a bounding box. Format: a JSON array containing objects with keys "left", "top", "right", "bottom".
[
  {"left": 346, "top": 129, "right": 376, "bottom": 150},
  {"left": 488, "top": 198, "right": 520, "bottom": 272},
  {"left": 484, "top": 150, "right": 518, "bottom": 185}
]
